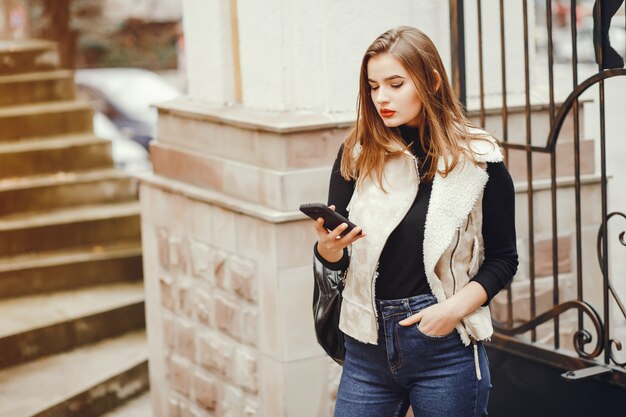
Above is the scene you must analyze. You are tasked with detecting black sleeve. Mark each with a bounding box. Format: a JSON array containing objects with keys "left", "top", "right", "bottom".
[
  {"left": 313, "top": 144, "right": 355, "bottom": 271},
  {"left": 470, "top": 161, "right": 519, "bottom": 306}
]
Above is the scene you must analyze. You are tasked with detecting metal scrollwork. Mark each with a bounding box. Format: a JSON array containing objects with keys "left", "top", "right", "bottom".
[
  {"left": 598, "top": 212, "right": 626, "bottom": 368},
  {"left": 493, "top": 300, "right": 604, "bottom": 359},
  {"left": 609, "top": 339, "right": 625, "bottom": 367}
]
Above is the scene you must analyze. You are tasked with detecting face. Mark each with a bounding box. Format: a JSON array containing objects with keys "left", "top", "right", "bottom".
[{"left": 366, "top": 53, "right": 424, "bottom": 128}]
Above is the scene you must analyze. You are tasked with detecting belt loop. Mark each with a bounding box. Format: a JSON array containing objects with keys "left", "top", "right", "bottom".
[{"left": 403, "top": 299, "right": 411, "bottom": 315}]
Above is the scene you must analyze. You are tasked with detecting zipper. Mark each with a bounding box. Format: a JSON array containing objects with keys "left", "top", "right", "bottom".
[
  {"left": 449, "top": 217, "right": 471, "bottom": 295},
  {"left": 369, "top": 155, "right": 420, "bottom": 320}
]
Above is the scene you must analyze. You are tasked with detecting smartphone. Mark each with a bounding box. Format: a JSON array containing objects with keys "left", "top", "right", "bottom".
[{"left": 299, "top": 203, "right": 362, "bottom": 237}]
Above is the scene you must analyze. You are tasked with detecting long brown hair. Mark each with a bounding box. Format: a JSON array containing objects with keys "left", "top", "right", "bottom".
[{"left": 340, "top": 26, "right": 494, "bottom": 187}]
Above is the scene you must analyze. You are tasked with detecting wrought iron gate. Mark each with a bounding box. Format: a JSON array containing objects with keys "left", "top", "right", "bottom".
[{"left": 450, "top": 0, "right": 626, "bottom": 387}]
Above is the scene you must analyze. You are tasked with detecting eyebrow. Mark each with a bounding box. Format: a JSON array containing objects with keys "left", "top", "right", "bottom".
[{"left": 367, "top": 75, "right": 405, "bottom": 83}]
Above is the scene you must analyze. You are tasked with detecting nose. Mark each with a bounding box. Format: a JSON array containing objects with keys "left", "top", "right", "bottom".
[{"left": 374, "top": 90, "right": 390, "bottom": 105}]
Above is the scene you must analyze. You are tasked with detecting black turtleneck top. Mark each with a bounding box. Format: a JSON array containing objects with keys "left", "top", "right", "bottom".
[{"left": 313, "top": 124, "right": 519, "bottom": 306}]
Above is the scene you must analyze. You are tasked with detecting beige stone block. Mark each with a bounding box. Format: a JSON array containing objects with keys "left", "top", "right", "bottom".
[
  {"left": 190, "top": 239, "right": 214, "bottom": 283},
  {"left": 211, "top": 206, "right": 237, "bottom": 253},
  {"left": 169, "top": 236, "right": 191, "bottom": 274},
  {"left": 170, "top": 355, "right": 192, "bottom": 396},
  {"left": 160, "top": 275, "right": 175, "bottom": 311},
  {"left": 194, "top": 288, "right": 215, "bottom": 328},
  {"left": 327, "top": 361, "right": 342, "bottom": 415},
  {"left": 276, "top": 219, "right": 318, "bottom": 269},
  {"left": 157, "top": 227, "right": 170, "bottom": 270},
  {"left": 260, "top": 171, "right": 283, "bottom": 209},
  {"left": 220, "top": 385, "right": 245, "bottom": 417},
  {"left": 234, "top": 213, "right": 275, "bottom": 262},
  {"left": 168, "top": 395, "right": 178, "bottom": 416},
  {"left": 277, "top": 265, "right": 320, "bottom": 361},
  {"left": 285, "top": 128, "right": 345, "bottom": 169},
  {"left": 198, "top": 330, "right": 234, "bottom": 377},
  {"left": 243, "top": 397, "right": 259, "bottom": 417},
  {"left": 189, "top": 201, "right": 213, "bottom": 244},
  {"left": 178, "top": 279, "right": 196, "bottom": 318},
  {"left": 254, "top": 131, "right": 289, "bottom": 170},
  {"left": 281, "top": 167, "right": 333, "bottom": 211},
  {"left": 163, "top": 312, "right": 175, "bottom": 349},
  {"left": 168, "top": 394, "right": 189, "bottom": 417},
  {"left": 157, "top": 109, "right": 349, "bottom": 172},
  {"left": 230, "top": 256, "right": 258, "bottom": 302},
  {"left": 281, "top": 356, "right": 337, "bottom": 417},
  {"left": 221, "top": 160, "right": 267, "bottom": 205},
  {"left": 239, "top": 307, "right": 259, "bottom": 345},
  {"left": 193, "top": 370, "right": 218, "bottom": 411},
  {"left": 151, "top": 141, "right": 225, "bottom": 192},
  {"left": 258, "top": 355, "right": 283, "bottom": 417},
  {"left": 214, "top": 250, "right": 230, "bottom": 291},
  {"left": 227, "top": 347, "right": 258, "bottom": 393},
  {"left": 176, "top": 320, "right": 196, "bottom": 361},
  {"left": 257, "top": 263, "right": 280, "bottom": 359},
  {"left": 215, "top": 294, "right": 238, "bottom": 336},
  {"left": 157, "top": 112, "right": 267, "bottom": 168}
]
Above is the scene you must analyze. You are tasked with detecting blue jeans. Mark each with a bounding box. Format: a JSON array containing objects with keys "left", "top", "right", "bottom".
[{"left": 334, "top": 293, "right": 492, "bottom": 417}]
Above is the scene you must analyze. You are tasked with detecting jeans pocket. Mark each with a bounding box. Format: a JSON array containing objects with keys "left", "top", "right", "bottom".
[
  {"left": 407, "top": 300, "right": 456, "bottom": 340},
  {"left": 413, "top": 324, "right": 457, "bottom": 340}
]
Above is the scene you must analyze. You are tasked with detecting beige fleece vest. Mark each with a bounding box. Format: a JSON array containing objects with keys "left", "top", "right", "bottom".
[{"left": 339, "top": 129, "right": 504, "bottom": 348}]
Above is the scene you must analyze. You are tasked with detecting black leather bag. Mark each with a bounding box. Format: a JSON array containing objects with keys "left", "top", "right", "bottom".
[{"left": 312, "top": 258, "right": 346, "bottom": 365}]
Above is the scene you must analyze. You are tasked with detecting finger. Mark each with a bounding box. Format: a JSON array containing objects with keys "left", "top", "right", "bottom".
[
  {"left": 313, "top": 218, "right": 328, "bottom": 235},
  {"left": 342, "top": 227, "right": 363, "bottom": 242},
  {"left": 328, "top": 205, "right": 336, "bottom": 211},
  {"left": 399, "top": 313, "right": 421, "bottom": 326},
  {"left": 328, "top": 223, "right": 348, "bottom": 240}
]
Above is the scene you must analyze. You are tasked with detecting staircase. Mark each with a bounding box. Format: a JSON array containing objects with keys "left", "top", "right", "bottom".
[{"left": 0, "top": 40, "right": 150, "bottom": 417}]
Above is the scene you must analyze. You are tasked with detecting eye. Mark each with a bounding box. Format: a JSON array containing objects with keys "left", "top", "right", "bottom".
[
  {"left": 370, "top": 85, "right": 379, "bottom": 91},
  {"left": 391, "top": 83, "right": 403, "bottom": 88}
]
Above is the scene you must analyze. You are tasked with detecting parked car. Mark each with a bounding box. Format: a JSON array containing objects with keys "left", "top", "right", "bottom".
[
  {"left": 93, "top": 111, "right": 152, "bottom": 174},
  {"left": 75, "top": 68, "right": 182, "bottom": 150}
]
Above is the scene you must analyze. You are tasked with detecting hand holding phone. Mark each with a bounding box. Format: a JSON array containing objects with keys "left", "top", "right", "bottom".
[
  {"left": 300, "top": 202, "right": 366, "bottom": 263},
  {"left": 299, "top": 203, "right": 361, "bottom": 237}
]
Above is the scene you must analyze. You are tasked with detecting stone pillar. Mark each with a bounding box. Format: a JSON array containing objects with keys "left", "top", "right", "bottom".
[
  {"left": 139, "top": 102, "right": 351, "bottom": 417},
  {"left": 138, "top": 1, "right": 457, "bottom": 416}
]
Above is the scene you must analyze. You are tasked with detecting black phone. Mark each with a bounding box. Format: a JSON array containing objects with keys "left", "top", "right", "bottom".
[{"left": 299, "top": 203, "right": 362, "bottom": 237}]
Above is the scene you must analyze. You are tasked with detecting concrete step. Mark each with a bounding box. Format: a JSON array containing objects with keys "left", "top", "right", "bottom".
[
  {"left": 0, "top": 169, "right": 137, "bottom": 217},
  {"left": 0, "top": 240, "right": 143, "bottom": 299},
  {"left": 467, "top": 97, "right": 589, "bottom": 147},
  {"left": 0, "top": 134, "right": 114, "bottom": 179},
  {"left": 0, "top": 330, "right": 148, "bottom": 417},
  {"left": 506, "top": 138, "right": 595, "bottom": 183},
  {"left": 0, "top": 282, "right": 145, "bottom": 369},
  {"left": 0, "top": 70, "right": 75, "bottom": 106},
  {"left": 0, "top": 201, "right": 141, "bottom": 256},
  {"left": 0, "top": 101, "right": 93, "bottom": 142},
  {"left": 101, "top": 392, "right": 152, "bottom": 417},
  {"left": 0, "top": 40, "right": 59, "bottom": 75},
  {"left": 513, "top": 172, "right": 604, "bottom": 240}
]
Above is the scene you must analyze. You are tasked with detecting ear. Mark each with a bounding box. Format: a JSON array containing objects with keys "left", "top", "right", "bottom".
[{"left": 433, "top": 70, "right": 442, "bottom": 92}]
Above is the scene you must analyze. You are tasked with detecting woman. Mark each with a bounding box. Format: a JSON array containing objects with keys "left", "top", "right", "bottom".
[{"left": 312, "top": 26, "right": 518, "bottom": 417}]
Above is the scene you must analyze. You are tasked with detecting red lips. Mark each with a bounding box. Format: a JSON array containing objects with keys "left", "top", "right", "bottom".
[{"left": 380, "top": 108, "right": 396, "bottom": 117}]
